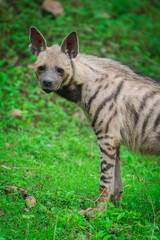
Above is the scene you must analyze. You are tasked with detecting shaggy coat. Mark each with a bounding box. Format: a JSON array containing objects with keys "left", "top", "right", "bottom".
[{"left": 29, "top": 27, "right": 160, "bottom": 214}]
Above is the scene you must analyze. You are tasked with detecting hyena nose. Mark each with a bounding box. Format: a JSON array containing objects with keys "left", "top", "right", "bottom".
[{"left": 43, "top": 80, "right": 53, "bottom": 87}]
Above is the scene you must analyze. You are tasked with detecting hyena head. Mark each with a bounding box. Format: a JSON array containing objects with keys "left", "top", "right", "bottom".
[{"left": 29, "top": 26, "right": 79, "bottom": 93}]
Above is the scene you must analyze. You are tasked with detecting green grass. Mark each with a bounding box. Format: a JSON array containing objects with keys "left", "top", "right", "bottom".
[{"left": 0, "top": 0, "right": 160, "bottom": 239}]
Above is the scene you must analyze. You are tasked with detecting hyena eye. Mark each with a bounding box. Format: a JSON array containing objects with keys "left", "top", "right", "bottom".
[
  {"left": 38, "top": 65, "right": 45, "bottom": 72},
  {"left": 56, "top": 67, "right": 64, "bottom": 75}
]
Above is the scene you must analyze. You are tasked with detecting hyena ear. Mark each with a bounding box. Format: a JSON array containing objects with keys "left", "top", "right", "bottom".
[
  {"left": 29, "top": 26, "right": 47, "bottom": 56},
  {"left": 61, "top": 31, "right": 79, "bottom": 59}
]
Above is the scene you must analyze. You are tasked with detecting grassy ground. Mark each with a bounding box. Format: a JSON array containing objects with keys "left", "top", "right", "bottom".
[{"left": 0, "top": 0, "right": 160, "bottom": 239}]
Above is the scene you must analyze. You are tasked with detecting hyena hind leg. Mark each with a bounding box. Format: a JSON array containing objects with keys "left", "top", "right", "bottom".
[{"left": 111, "top": 147, "right": 123, "bottom": 207}]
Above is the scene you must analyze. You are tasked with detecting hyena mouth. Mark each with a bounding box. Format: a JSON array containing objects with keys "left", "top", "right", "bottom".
[
  {"left": 43, "top": 89, "right": 53, "bottom": 94},
  {"left": 42, "top": 82, "right": 62, "bottom": 93}
]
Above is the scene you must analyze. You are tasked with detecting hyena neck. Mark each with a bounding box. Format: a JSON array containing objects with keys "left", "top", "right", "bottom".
[
  {"left": 56, "top": 82, "right": 82, "bottom": 103},
  {"left": 56, "top": 54, "right": 101, "bottom": 104},
  {"left": 68, "top": 54, "right": 114, "bottom": 105},
  {"left": 57, "top": 53, "right": 122, "bottom": 105}
]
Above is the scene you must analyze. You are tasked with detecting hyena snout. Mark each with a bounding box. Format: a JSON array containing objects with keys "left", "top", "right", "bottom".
[{"left": 42, "top": 79, "right": 53, "bottom": 87}]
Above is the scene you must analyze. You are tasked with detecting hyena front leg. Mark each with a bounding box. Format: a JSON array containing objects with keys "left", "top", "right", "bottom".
[
  {"left": 98, "top": 136, "right": 118, "bottom": 205},
  {"left": 111, "top": 147, "right": 123, "bottom": 207},
  {"left": 80, "top": 135, "right": 119, "bottom": 216}
]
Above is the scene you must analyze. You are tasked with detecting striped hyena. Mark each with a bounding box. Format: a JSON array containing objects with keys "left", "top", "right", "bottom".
[{"left": 29, "top": 27, "right": 160, "bottom": 215}]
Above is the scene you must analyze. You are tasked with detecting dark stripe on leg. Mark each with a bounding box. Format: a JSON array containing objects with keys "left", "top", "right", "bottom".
[
  {"left": 98, "top": 120, "right": 103, "bottom": 127},
  {"left": 100, "top": 146, "right": 115, "bottom": 160},
  {"left": 101, "top": 160, "right": 107, "bottom": 169},
  {"left": 97, "top": 135, "right": 113, "bottom": 140},
  {"left": 101, "top": 164, "right": 114, "bottom": 173},
  {"left": 100, "top": 175, "right": 111, "bottom": 184},
  {"left": 95, "top": 129, "right": 102, "bottom": 135},
  {"left": 104, "top": 142, "right": 115, "bottom": 148},
  {"left": 105, "top": 110, "right": 117, "bottom": 133},
  {"left": 105, "top": 117, "right": 112, "bottom": 133}
]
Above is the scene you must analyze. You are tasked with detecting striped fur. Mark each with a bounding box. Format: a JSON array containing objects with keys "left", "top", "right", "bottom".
[{"left": 29, "top": 27, "right": 160, "bottom": 215}]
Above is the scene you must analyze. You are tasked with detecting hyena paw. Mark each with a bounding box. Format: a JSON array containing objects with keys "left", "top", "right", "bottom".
[
  {"left": 79, "top": 207, "right": 95, "bottom": 216},
  {"left": 79, "top": 203, "right": 107, "bottom": 217}
]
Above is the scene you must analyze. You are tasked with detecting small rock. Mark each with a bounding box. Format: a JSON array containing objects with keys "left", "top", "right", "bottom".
[
  {"left": 11, "top": 109, "right": 22, "bottom": 118},
  {"left": 5, "top": 186, "right": 28, "bottom": 199},
  {"left": 24, "top": 208, "right": 30, "bottom": 212},
  {"left": 25, "top": 196, "right": 36, "bottom": 208},
  {"left": 0, "top": 210, "right": 4, "bottom": 217},
  {"left": 5, "top": 143, "right": 10, "bottom": 147},
  {"left": 42, "top": 0, "right": 63, "bottom": 18},
  {"left": 26, "top": 171, "right": 34, "bottom": 176},
  {"left": 89, "top": 174, "right": 97, "bottom": 179},
  {"left": 78, "top": 161, "right": 82, "bottom": 166}
]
